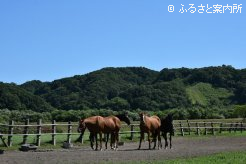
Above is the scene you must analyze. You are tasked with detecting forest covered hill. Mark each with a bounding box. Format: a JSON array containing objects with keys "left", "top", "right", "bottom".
[{"left": 0, "top": 65, "right": 246, "bottom": 121}]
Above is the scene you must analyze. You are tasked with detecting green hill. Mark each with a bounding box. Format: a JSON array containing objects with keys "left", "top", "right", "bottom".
[
  {"left": 0, "top": 65, "right": 246, "bottom": 115},
  {"left": 0, "top": 82, "right": 54, "bottom": 112}
]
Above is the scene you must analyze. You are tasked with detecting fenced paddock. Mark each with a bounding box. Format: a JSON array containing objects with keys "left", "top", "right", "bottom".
[{"left": 0, "top": 119, "right": 246, "bottom": 147}]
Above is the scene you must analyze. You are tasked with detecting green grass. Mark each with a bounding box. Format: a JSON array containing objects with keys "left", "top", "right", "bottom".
[
  {"left": 0, "top": 133, "right": 91, "bottom": 150},
  {"left": 126, "top": 151, "right": 246, "bottom": 164},
  {"left": 165, "top": 151, "right": 246, "bottom": 164}
]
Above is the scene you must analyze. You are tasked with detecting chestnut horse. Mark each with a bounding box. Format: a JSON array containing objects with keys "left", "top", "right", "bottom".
[
  {"left": 104, "top": 113, "right": 131, "bottom": 149},
  {"left": 77, "top": 116, "right": 104, "bottom": 150},
  {"left": 78, "top": 113, "right": 130, "bottom": 150},
  {"left": 138, "top": 113, "right": 162, "bottom": 150},
  {"left": 160, "top": 114, "right": 174, "bottom": 149}
]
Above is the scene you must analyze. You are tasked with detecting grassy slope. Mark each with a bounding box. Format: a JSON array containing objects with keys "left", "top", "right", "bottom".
[{"left": 186, "top": 83, "right": 233, "bottom": 106}]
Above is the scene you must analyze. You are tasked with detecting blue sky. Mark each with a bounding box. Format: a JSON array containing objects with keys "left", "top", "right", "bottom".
[{"left": 0, "top": 0, "right": 245, "bottom": 84}]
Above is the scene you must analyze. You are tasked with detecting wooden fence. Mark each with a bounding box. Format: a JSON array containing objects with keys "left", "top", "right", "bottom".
[
  {"left": 176, "top": 120, "right": 246, "bottom": 136},
  {"left": 0, "top": 119, "right": 246, "bottom": 147}
]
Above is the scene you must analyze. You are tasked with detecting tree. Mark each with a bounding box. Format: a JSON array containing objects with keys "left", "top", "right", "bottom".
[
  {"left": 234, "top": 105, "right": 246, "bottom": 121},
  {"left": 104, "top": 97, "right": 130, "bottom": 110}
]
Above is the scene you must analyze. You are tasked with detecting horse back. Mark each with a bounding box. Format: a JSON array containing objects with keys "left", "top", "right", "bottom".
[
  {"left": 140, "top": 115, "right": 160, "bottom": 132},
  {"left": 84, "top": 116, "right": 105, "bottom": 133},
  {"left": 103, "top": 116, "right": 121, "bottom": 132},
  {"left": 160, "top": 117, "right": 174, "bottom": 133},
  {"left": 150, "top": 116, "right": 161, "bottom": 128}
]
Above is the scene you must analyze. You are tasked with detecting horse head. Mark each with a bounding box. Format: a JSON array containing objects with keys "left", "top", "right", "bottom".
[
  {"left": 123, "top": 112, "right": 131, "bottom": 125},
  {"left": 167, "top": 114, "right": 173, "bottom": 123},
  {"left": 116, "top": 112, "right": 131, "bottom": 125},
  {"left": 139, "top": 112, "right": 147, "bottom": 124},
  {"left": 77, "top": 119, "right": 86, "bottom": 134}
]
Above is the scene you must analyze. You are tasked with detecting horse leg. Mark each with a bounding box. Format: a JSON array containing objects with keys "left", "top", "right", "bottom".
[
  {"left": 169, "top": 132, "right": 172, "bottom": 149},
  {"left": 95, "top": 133, "right": 98, "bottom": 151},
  {"left": 157, "top": 131, "right": 162, "bottom": 149},
  {"left": 152, "top": 131, "right": 156, "bottom": 149},
  {"left": 163, "top": 132, "right": 168, "bottom": 149},
  {"left": 89, "top": 133, "right": 94, "bottom": 150},
  {"left": 99, "top": 132, "right": 102, "bottom": 151},
  {"left": 115, "top": 132, "right": 119, "bottom": 151},
  {"left": 138, "top": 132, "right": 144, "bottom": 150},
  {"left": 105, "top": 133, "right": 109, "bottom": 149},
  {"left": 112, "top": 132, "right": 116, "bottom": 150},
  {"left": 147, "top": 132, "right": 151, "bottom": 150},
  {"left": 110, "top": 133, "right": 114, "bottom": 149}
]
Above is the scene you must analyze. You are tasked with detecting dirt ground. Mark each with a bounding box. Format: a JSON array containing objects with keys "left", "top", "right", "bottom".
[{"left": 1, "top": 136, "right": 246, "bottom": 164}]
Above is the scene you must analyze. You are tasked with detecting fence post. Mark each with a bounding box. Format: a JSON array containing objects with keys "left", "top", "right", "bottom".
[
  {"left": 196, "top": 122, "right": 200, "bottom": 136},
  {"left": 179, "top": 121, "right": 184, "bottom": 136},
  {"left": 67, "top": 121, "right": 72, "bottom": 144},
  {"left": 22, "top": 119, "right": 29, "bottom": 144},
  {"left": 52, "top": 120, "right": 56, "bottom": 146},
  {"left": 240, "top": 122, "right": 243, "bottom": 133},
  {"left": 81, "top": 134, "right": 84, "bottom": 144},
  {"left": 79, "top": 133, "right": 84, "bottom": 144},
  {"left": 36, "top": 119, "right": 42, "bottom": 146},
  {"left": 234, "top": 122, "right": 238, "bottom": 133},
  {"left": 229, "top": 123, "right": 233, "bottom": 133},
  {"left": 204, "top": 122, "right": 207, "bottom": 135},
  {"left": 219, "top": 123, "right": 223, "bottom": 133},
  {"left": 76, "top": 132, "right": 84, "bottom": 144},
  {"left": 211, "top": 122, "right": 215, "bottom": 135},
  {"left": 0, "top": 133, "right": 8, "bottom": 147},
  {"left": 130, "top": 125, "right": 134, "bottom": 140},
  {"left": 8, "top": 120, "right": 14, "bottom": 147},
  {"left": 187, "top": 120, "right": 191, "bottom": 135}
]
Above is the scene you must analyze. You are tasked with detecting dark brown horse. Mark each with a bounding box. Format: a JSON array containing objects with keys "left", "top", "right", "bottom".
[
  {"left": 160, "top": 114, "right": 174, "bottom": 149},
  {"left": 138, "top": 113, "right": 162, "bottom": 150}
]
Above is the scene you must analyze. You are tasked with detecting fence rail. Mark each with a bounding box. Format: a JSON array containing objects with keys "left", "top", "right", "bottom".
[{"left": 1, "top": 119, "right": 246, "bottom": 147}]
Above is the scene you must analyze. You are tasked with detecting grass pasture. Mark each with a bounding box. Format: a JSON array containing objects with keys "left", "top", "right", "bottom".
[{"left": 125, "top": 151, "right": 246, "bottom": 164}]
